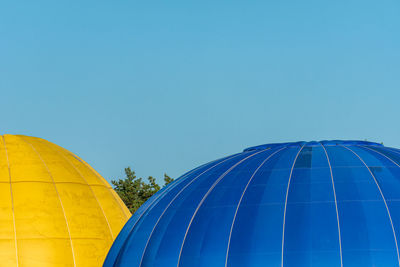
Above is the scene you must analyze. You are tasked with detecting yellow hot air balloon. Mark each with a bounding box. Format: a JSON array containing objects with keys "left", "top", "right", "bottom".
[{"left": 0, "top": 135, "right": 131, "bottom": 266}]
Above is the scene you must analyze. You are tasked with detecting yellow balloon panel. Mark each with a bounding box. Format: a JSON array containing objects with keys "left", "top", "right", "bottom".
[
  {"left": 0, "top": 239, "right": 17, "bottom": 266},
  {"left": 56, "top": 183, "right": 113, "bottom": 240},
  {"left": 0, "top": 135, "right": 131, "bottom": 266},
  {"left": 5, "top": 137, "right": 52, "bottom": 183},
  {"left": 0, "top": 143, "right": 9, "bottom": 183},
  {"left": 0, "top": 184, "right": 14, "bottom": 239},
  {"left": 73, "top": 238, "right": 110, "bottom": 267},
  {"left": 91, "top": 185, "right": 128, "bottom": 238},
  {"left": 13, "top": 182, "right": 69, "bottom": 239},
  {"left": 59, "top": 150, "right": 106, "bottom": 186},
  {"left": 18, "top": 239, "right": 74, "bottom": 266}
]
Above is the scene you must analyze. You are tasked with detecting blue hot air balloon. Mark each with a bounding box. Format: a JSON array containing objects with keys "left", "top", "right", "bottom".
[{"left": 105, "top": 140, "right": 400, "bottom": 267}]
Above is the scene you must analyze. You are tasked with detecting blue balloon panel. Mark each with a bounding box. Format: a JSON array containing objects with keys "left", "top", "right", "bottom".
[{"left": 104, "top": 140, "right": 400, "bottom": 267}]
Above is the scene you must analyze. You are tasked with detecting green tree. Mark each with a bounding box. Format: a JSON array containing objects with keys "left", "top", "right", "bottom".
[
  {"left": 164, "top": 173, "right": 174, "bottom": 185},
  {"left": 111, "top": 167, "right": 174, "bottom": 213}
]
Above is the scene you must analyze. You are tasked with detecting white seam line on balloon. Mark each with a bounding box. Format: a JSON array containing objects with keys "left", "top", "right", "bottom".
[
  {"left": 342, "top": 145, "right": 400, "bottom": 267},
  {"left": 225, "top": 147, "right": 286, "bottom": 267},
  {"left": 42, "top": 137, "right": 131, "bottom": 219},
  {"left": 64, "top": 149, "right": 131, "bottom": 219},
  {"left": 2, "top": 136, "right": 19, "bottom": 267},
  {"left": 138, "top": 152, "right": 246, "bottom": 266},
  {"left": 115, "top": 153, "right": 240, "bottom": 265},
  {"left": 49, "top": 140, "right": 131, "bottom": 220},
  {"left": 50, "top": 146, "right": 115, "bottom": 240},
  {"left": 360, "top": 145, "right": 400, "bottom": 169},
  {"left": 358, "top": 145, "right": 400, "bottom": 264},
  {"left": 281, "top": 144, "right": 305, "bottom": 267},
  {"left": 177, "top": 149, "right": 269, "bottom": 267},
  {"left": 21, "top": 137, "right": 77, "bottom": 267},
  {"left": 383, "top": 147, "right": 400, "bottom": 157},
  {"left": 88, "top": 152, "right": 237, "bottom": 220},
  {"left": 74, "top": 155, "right": 130, "bottom": 219},
  {"left": 112, "top": 183, "right": 176, "bottom": 265},
  {"left": 111, "top": 157, "right": 219, "bottom": 264},
  {"left": 320, "top": 143, "right": 343, "bottom": 267}
]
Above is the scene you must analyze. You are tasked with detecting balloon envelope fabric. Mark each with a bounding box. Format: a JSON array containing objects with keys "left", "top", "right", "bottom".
[
  {"left": 0, "top": 135, "right": 130, "bottom": 266},
  {"left": 105, "top": 140, "right": 400, "bottom": 267}
]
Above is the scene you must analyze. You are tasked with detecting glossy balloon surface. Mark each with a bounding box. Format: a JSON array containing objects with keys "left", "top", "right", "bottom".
[
  {"left": 106, "top": 140, "right": 400, "bottom": 267},
  {"left": 0, "top": 135, "right": 130, "bottom": 266}
]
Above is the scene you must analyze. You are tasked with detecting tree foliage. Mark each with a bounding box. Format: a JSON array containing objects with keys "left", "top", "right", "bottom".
[{"left": 111, "top": 167, "right": 174, "bottom": 214}]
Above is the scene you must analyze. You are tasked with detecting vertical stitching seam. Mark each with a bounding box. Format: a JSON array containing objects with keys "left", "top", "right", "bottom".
[
  {"left": 64, "top": 150, "right": 131, "bottom": 219},
  {"left": 343, "top": 145, "right": 400, "bottom": 267},
  {"left": 281, "top": 145, "right": 305, "bottom": 267},
  {"left": 21, "top": 137, "right": 76, "bottom": 267},
  {"left": 320, "top": 143, "right": 343, "bottom": 267},
  {"left": 225, "top": 147, "right": 286, "bottom": 267},
  {"left": 112, "top": 154, "right": 239, "bottom": 266},
  {"left": 139, "top": 152, "right": 244, "bottom": 266},
  {"left": 2, "top": 136, "right": 19, "bottom": 267},
  {"left": 50, "top": 145, "right": 115, "bottom": 240},
  {"left": 177, "top": 149, "right": 268, "bottom": 267}
]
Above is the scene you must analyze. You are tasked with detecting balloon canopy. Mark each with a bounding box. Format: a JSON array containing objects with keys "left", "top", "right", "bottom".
[
  {"left": 0, "top": 135, "right": 130, "bottom": 266},
  {"left": 105, "top": 140, "right": 400, "bottom": 267}
]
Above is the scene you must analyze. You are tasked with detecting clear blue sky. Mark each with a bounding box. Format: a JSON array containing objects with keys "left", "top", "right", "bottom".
[{"left": 1, "top": 1, "right": 399, "bottom": 183}]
